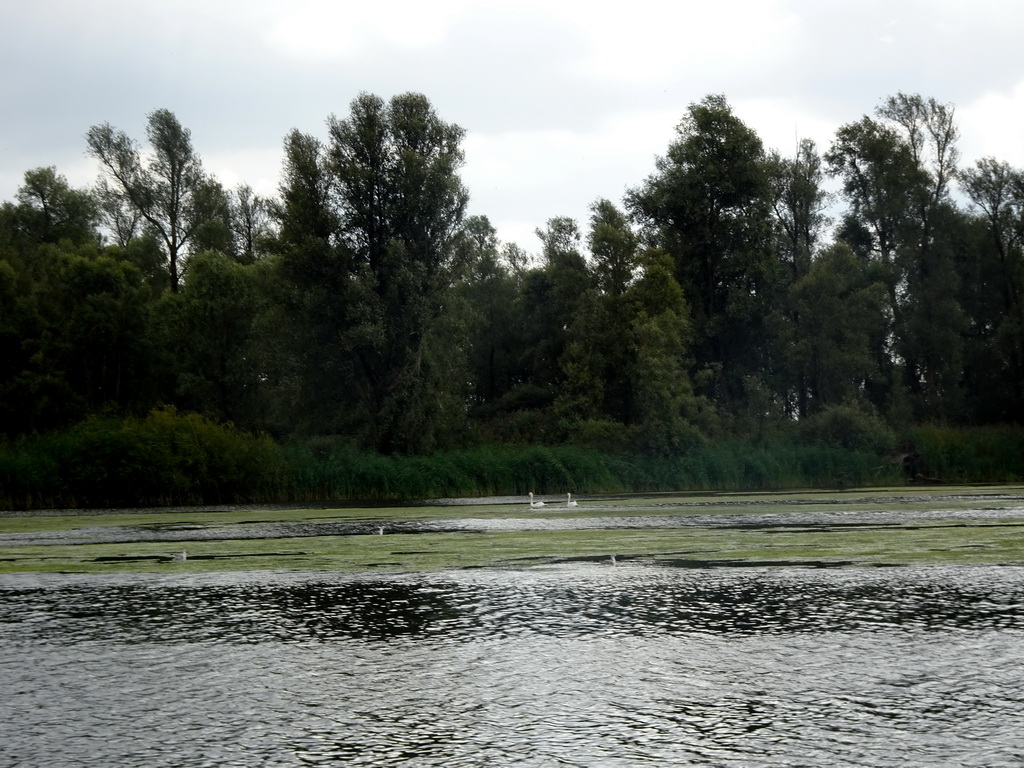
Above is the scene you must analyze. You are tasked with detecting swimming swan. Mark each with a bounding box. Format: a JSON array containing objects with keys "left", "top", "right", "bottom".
[
  {"left": 566, "top": 493, "right": 578, "bottom": 507},
  {"left": 529, "top": 492, "right": 545, "bottom": 508}
]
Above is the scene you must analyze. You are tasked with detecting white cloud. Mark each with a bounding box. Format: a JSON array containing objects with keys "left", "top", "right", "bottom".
[
  {"left": 731, "top": 98, "right": 840, "bottom": 156},
  {"left": 204, "top": 148, "right": 284, "bottom": 198},
  {"left": 462, "top": 109, "right": 682, "bottom": 248},
  {"left": 958, "top": 80, "right": 1024, "bottom": 168},
  {"left": 563, "top": 0, "right": 801, "bottom": 84},
  {"left": 266, "top": 0, "right": 479, "bottom": 60}
]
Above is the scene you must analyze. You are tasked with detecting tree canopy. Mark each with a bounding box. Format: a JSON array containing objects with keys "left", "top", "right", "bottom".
[{"left": 2, "top": 90, "right": 1022, "bottom": 458}]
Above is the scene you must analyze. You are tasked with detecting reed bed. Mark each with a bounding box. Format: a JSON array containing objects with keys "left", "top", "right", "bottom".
[{"left": 2, "top": 411, "right": 1022, "bottom": 510}]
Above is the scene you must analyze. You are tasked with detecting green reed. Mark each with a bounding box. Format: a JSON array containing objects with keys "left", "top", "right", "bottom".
[{"left": 4, "top": 415, "right": 1022, "bottom": 510}]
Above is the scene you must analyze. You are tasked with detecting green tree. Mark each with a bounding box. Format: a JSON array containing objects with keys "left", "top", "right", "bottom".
[
  {"left": 263, "top": 129, "right": 349, "bottom": 437},
  {"left": 187, "top": 178, "right": 236, "bottom": 259},
  {"left": 557, "top": 201, "right": 639, "bottom": 424},
  {"left": 766, "top": 139, "right": 832, "bottom": 418},
  {"left": 0, "top": 253, "right": 45, "bottom": 435},
  {"left": 7, "top": 167, "right": 99, "bottom": 246},
  {"left": 589, "top": 198, "right": 639, "bottom": 296},
  {"left": 767, "top": 139, "right": 831, "bottom": 282},
  {"left": 457, "top": 215, "right": 524, "bottom": 406},
  {"left": 625, "top": 249, "right": 701, "bottom": 452},
  {"left": 86, "top": 109, "right": 214, "bottom": 292},
  {"left": 787, "top": 242, "right": 888, "bottom": 412},
  {"left": 272, "top": 92, "right": 471, "bottom": 452},
  {"left": 326, "top": 92, "right": 470, "bottom": 453},
  {"left": 557, "top": 203, "right": 699, "bottom": 453},
  {"left": 959, "top": 158, "right": 1024, "bottom": 421},
  {"left": 627, "top": 94, "right": 781, "bottom": 419},
  {"left": 165, "top": 250, "right": 268, "bottom": 428},
  {"left": 274, "top": 130, "right": 338, "bottom": 247},
  {"left": 825, "top": 115, "right": 920, "bottom": 266},
  {"left": 0, "top": 242, "right": 158, "bottom": 432},
  {"left": 94, "top": 176, "right": 141, "bottom": 247},
  {"left": 230, "top": 184, "right": 274, "bottom": 263},
  {"left": 826, "top": 93, "right": 966, "bottom": 421}
]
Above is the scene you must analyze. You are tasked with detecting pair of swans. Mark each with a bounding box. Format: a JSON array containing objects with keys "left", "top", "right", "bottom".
[{"left": 528, "top": 492, "right": 578, "bottom": 509}]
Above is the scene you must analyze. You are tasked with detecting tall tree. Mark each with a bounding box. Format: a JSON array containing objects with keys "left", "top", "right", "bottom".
[
  {"left": 167, "top": 250, "right": 268, "bottom": 428},
  {"left": 558, "top": 201, "right": 640, "bottom": 423},
  {"left": 767, "top": 139, "right": 831, "bottom": 282},
  {"left": 273, "top": 92, "right": 470, "bottom": 452},
  {"left": 959, "top": 158, "right": 1024, "bottom": 421},
  {"left": 327, "top": 92, "right": 470, "bottom": 453},
  {"left": 825, "top": 115, "right": 919, "bottom": 266},
  {"left": 9, "top": 167, "right": 98, "bottom": 246},
  {"left": 519, "top": 216, "right": 591, "bottom": 396},
  {"left": 787, "top": 242, "right": 888, "bottom": 412},
  {"left": 274, "top": 130, "right": 338, "bottom": 248},
  {"left": 230, "top": 184, "right": 274, "bottom": 263},
  {"left": 959, "top": 158, "right": 1024, "bottom": 320},
  {"left": 627, "top": 94, "right": 780, "bottom": 418},
  {"left": 94, "top": 176, "right": 141, "bottom": 247},
  {"left": 557, "top": 202, "right": 698, "bottom": 452},
  {"left": 263, "top": 129, "right": 349, "bottom": 437},
  {"left": 457, "top": 215, "right": 524, "bottom": 406},
  {"left": 86, "top": 109, "right": 212, "bottom": 292},
  {"left": 826, "top": 94, "right": 966, "bottom": 420},
  {"left": 766, "top": 139, "right": 832, "bottom": 418},
  {"left": 588, "top": 198, "right": 639, "bottom": 296}
]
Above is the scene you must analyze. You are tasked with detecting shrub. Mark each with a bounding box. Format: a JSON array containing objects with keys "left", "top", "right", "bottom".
[{"left": 800, "top": 402, "right": 895, "bottom": 453}]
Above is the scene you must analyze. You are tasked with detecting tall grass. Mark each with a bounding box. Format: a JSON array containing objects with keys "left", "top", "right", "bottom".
[
  {"left": 904, "top": 425, "right": 1024, "bottom": 483},
  {"left": 3, "top": 414, "right": 1020, "bottom": 510},
  {"left": 278, "top": 443, "right": 624, "bottom": 500},
  {"left": 600, "top": 440, "right": 898, "bottom": 492}
]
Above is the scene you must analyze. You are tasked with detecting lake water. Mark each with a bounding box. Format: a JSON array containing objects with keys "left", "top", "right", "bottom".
[{"left": 2, "top": 564, "right": 1024, "bottom": 766}]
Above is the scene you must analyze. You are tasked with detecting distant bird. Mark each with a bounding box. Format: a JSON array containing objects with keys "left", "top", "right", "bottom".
[
  {"left": 608, "top": 554, "right": 617, "bottom": 565},
  {"left": 529, "top": 492, "right": 545, "bottom": 508},
  {"left": 377, "top": 526, "right": 385, "bottom": 535},
  {"left": 566, "top": 492, "right": 578, "bottom": 508},
  {"left": 172, "top": 550, "right": 187, "bottom": 562}
]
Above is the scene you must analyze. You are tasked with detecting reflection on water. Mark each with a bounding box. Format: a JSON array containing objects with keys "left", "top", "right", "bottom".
[{"left": 3, "top": 566, "right": 1024, "bottom": 766}]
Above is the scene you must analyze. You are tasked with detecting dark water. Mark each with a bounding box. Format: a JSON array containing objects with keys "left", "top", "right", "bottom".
[{"left": 2, "top": 565, "right": 1024, "bottom": 767}]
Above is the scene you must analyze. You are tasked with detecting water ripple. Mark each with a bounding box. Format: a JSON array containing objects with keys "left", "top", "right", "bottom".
[{"left": 2, "top": 566, "right": 1024, "bottom": 766}]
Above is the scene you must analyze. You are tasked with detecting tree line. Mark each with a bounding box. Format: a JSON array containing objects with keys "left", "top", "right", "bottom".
[{"left": 2, "top": 91, "right": 1023, "bottom": 463}]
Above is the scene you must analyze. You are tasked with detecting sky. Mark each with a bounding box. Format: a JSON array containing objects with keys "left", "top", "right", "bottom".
[{"left": 3, "top": 0, "right": 1024, "bottom": 251}]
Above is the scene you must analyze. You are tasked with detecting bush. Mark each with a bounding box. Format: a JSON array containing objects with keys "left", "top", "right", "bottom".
[
  {"left": 800, "top": 402, "right": 895, "bottom": 453},
  {"left": 0, "top": 408, "right": 285, "bottom": 508}
]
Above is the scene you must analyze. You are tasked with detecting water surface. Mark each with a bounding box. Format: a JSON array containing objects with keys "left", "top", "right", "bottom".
[{"left": 3, "top": 565, "right": 1023, "bottom": 766}]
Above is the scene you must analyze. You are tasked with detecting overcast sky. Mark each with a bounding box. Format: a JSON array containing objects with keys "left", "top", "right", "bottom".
[{"left": 3, "top": 0, "right": 1024, "bottom": 250}]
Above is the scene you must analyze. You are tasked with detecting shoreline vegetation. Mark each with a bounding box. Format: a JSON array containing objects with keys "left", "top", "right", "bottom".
[
  {"left": 2, "top": 409, "right": 1023, "bottom": 512},
  {"left": 4, "top": 93, "right": 1024, "bottom": 538}
]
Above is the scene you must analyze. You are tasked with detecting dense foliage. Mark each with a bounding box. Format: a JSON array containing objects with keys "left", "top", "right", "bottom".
[{"left": 2, "top": 91, "right": 1023, "bottom": 506}]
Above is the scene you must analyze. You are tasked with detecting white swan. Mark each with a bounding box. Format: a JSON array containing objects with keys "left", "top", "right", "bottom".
[
  {"left": 172, "top": 550, "right": 187, "bottom": 562},
  {"left": 566, "top": 492, "right": 578, "bottom": 508},
  {"left": 529, "top": 492, "right": 545, "bottom": 508}
]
